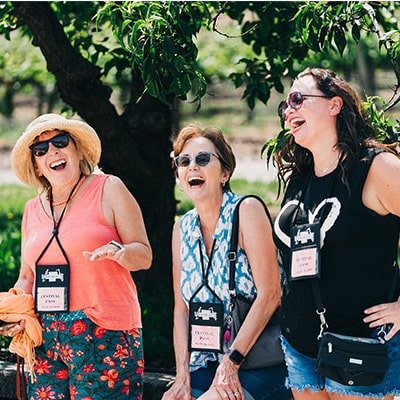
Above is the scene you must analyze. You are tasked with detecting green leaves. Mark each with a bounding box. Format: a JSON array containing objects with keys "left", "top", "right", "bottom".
[
  {"left": 363, "top": 96, "right": 400, "bottom": 144},
  {"left": 261, "top": 128, "right": 291, "bottom": 167},
  {"left": 96, "top": 1, "right": 210, "bottom": 107}
]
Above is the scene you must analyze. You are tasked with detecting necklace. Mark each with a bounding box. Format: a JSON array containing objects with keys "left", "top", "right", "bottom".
[
  {"left": 315, "top": 156, "right": 340, "bottom": 176},
  {"left": 46, "top": 175, "right": 86, "bottom": 207}
]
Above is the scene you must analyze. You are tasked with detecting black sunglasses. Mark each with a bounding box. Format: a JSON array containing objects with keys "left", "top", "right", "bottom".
[
  {"left": 278, "top": 91, "right": 330, "bottom": 122},
  {"left": 174, "top": 151, "right": 219, "bottom": 168},
  {"left": 29, "top": 132, "right": 70, "bottom": 157}
]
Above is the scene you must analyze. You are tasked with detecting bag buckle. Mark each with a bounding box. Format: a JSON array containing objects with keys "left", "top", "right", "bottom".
[
  {"left": 316, "top": 308, "right": 328, "bottom": 340},
  {"left": 228, "top": 252, "right": 236, "bottom": 261},
  {"left": 377, "top": 325, "right": 388, "bottom": 343}
]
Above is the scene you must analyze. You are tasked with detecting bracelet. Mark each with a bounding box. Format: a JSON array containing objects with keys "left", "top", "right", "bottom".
[{"left": 108, "top": 240, "right": 124, "bottom": 250}]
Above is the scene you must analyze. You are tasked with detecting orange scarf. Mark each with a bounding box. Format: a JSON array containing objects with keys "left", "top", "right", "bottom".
[{"left": 0, "top": 288, "right": 42, "bottom": 381}]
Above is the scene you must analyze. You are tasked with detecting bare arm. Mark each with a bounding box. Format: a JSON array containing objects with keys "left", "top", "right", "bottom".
[
  {"left": 83, "top": 175, "right": 152, "bottom": 271},
  {"left": 211, "top": 198, "right": 280, "bottom": 400},
  {"left": 363, "top": 151, "right": 400, "bottom": 217},
  {"left": 230, "top": 197, "right": 280, "bottom": 355},
  {"left": 162, "top": 221, "right": 192, "bottom": 400},
  {"left": 363, "top": 152, "right": 400, "bottom": 339}
]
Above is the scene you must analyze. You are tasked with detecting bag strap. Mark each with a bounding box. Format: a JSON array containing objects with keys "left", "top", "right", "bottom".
[
  {"left": 228, "top": 195, "right": 272, "bottom": 296},
  {"left": 311, "top": 261, "right": 399, "bottom": 341},
  {"left": 16, "top": 355, "right": 27, "bottom": 400}
]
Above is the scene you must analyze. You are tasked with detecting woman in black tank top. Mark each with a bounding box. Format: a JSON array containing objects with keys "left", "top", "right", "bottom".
[{"left": 272, "top": 68, "right": 400, "bottom": 400}]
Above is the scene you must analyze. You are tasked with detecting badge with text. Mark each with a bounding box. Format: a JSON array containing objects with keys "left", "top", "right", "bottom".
[
  {"left": 189, "top": 301, "right": 224, "bottom": 353},
  {"left": 290, "top": 222, "right": 321, "bottom": 281},
  {"left": 35, "top": 264, "right": 70, "bottom": 312}
]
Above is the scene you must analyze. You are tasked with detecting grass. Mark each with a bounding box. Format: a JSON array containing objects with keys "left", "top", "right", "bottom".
[{"left": 0, "top": 184, "right": 35, "bottom": 213}]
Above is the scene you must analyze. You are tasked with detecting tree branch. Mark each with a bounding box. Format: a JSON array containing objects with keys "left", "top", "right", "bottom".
[
  {"left": 12, "top": 2, "right": 120, "bottom": 135},
  {"left": 364, "top": 4, "right": 400, "bottom": 110}
]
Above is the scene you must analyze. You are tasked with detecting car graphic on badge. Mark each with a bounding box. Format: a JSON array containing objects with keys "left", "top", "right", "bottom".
[
  {"left": 41, "top": 268, "right": 64, "bottom": 283},
  {"left": 194, "top": 307, "right": 217, "bottom": 321},
  {"left": 294, "top": 227, "right": 315, "bottom": 245}
]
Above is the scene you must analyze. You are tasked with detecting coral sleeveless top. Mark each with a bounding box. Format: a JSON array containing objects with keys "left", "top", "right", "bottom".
[{"left": 22, "top": 174, "right": 142, "bottom": 330}]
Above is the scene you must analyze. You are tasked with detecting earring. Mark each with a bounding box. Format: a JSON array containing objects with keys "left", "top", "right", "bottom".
[{"left": 221, "top": 181, "right": 226, "bottom": 187}]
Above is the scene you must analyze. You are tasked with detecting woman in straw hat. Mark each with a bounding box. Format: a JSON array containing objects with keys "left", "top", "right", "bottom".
[{"left": 0, "top": 113, "right": 152, "bottom": 399}]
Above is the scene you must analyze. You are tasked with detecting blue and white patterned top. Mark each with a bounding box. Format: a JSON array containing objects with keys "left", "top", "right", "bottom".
[{"left": 180, "top": 191, "right": 257, "bottom": 371}]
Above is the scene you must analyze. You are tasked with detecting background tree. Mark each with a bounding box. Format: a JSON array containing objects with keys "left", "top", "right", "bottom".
[{"left": 0, "top": 1, "right": 399, "bottom": 366}]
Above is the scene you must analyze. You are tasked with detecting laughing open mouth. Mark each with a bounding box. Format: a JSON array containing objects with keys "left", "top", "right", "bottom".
[
  {"left": 188, "top": 177, "right": 205, "bottom": 187},
  {"left": 50, "top": 160, "right": 67, "bottom": 170}
]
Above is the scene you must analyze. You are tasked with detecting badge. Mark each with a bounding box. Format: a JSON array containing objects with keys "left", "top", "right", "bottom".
[
  {"left": 35, "top": 264, "right": 70, "bottom": 312},
  {"left": 290, "top": 222, "right": 321, "bottom": 281},
  {"left": 189, "top": 301, "right": 224, "bottom": 353}
]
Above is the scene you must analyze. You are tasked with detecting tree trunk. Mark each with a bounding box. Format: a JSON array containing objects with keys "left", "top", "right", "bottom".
[{"left": 13, "top": 2, "right": 175, "bottom": 366}]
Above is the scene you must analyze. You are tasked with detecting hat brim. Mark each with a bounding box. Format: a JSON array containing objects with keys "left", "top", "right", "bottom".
[{"left": 11, "top": 114, "right": 101, "bottom": 186}]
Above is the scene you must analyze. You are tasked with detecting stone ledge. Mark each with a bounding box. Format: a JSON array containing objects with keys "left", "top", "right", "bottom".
[{"left": 0, "top": 361, "right": 174, "bottom": 400}]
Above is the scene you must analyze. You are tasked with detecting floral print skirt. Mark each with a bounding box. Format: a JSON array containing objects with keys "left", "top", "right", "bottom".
[{"left": 28, "top": 310, "right": 144, "bottom": 400}]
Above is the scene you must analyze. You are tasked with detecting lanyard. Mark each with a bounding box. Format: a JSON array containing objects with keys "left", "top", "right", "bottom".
[
  {"left": 189, "top": 238, "right": 223, "bottom": 303},
  {"left": 291, "top": 168, "right": 339, "bottom": 228},
  {"left": 35, "top": 175, "right": 83, "bottom": 265}
]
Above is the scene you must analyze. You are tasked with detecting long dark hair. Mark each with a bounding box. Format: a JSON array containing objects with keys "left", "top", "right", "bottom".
[{"left": 275, "top": 68, "right": 379, "bottom": 188}]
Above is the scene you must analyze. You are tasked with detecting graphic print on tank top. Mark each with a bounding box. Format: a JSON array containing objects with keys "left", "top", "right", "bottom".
[{"left": 274, "top": 196, "right": 341, "bottom": 249}]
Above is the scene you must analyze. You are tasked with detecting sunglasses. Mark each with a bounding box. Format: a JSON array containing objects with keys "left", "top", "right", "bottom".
[
  {"left": 29, "top": 132, "right": 70, "bottom": 157},
  {"left": 278, "top": 91, "right": 330, "bottom": 122},
  {"left": 174, "top": 151, "right": 219, "bottom": 168}
]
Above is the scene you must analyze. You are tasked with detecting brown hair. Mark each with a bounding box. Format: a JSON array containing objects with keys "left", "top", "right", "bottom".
[
  {"left": 173, "top": 123, "right": 236, "bottom": 192},
  {"left": 275, "top": 67, "right": 380, "bottom": 189}
]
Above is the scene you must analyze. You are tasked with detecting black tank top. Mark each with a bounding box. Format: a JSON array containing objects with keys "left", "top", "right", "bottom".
[{"left": 273, "top": 149, "right": 400, "bottom": 357}]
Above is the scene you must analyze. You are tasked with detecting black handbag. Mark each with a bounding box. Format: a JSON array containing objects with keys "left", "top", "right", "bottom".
[
  {"left": 316, "top": 331, "right": 388, "bottom": 386},
  {"left": 311, "top": 275, "right": 397, "bottom": 386},
  {"left": 225, "top": 195, "right": 285, "bottom": 369}
]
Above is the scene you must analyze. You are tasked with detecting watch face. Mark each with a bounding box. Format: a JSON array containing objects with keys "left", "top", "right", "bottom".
[{"left": 229, "top": 349, "right": 244, "bottom": 365}]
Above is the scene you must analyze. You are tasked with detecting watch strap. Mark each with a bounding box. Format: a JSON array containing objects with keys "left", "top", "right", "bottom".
[{"left": 227, "top": 348, "right": 245, "bottom": 365}]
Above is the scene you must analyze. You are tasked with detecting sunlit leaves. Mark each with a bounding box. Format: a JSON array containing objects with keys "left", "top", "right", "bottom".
[{"left": 97, "top": 1, "right": 210, "bottom": 107}]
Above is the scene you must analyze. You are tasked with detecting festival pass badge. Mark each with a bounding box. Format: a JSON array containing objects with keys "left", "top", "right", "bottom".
[
  {"left": 290, "top": 222, "right": 321, "bottom": 281},
  {"left": 189, "top": 301, "right": 224, "bottom": 353},
  {"left": 35, "top": 264, "right": 70, "bottom": 313}
]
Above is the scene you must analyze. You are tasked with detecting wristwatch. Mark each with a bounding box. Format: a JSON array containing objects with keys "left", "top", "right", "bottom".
[
  {"left": 108, "top": 240, "right": 124, "bottom": 250},
  {"left": 226, "top": 348, "right": 245, "bottom": 366}
]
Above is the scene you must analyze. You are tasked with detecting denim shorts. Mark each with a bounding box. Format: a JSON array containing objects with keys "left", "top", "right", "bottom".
[
  {"left": 280, "top": 331, "right": 400, "bottom": 397},
  {"left": 190, "top": 360, "right": 290, "bottom": 400}
]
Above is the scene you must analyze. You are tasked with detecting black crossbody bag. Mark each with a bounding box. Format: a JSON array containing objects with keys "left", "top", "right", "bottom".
[
  {"left": 312, "top": 265, "right": 398, "bottom": 386},
  {"left": 224, "top": 195, "right": 285, "bottom": 369}
]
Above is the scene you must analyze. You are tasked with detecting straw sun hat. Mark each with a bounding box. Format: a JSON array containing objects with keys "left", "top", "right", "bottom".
[{"left": 11, "top": 113, "right": 101, "bottom": 186}]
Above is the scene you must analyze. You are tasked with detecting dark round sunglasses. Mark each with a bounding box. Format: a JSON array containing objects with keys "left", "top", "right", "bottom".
[
  {"left": 29, "top": 132, "right": 70, "bottom": 157},
  {"left": 278, "top": 91, "right": 330, "bottom": 122},
  {"left": 174, "top": 151, "right": 219, "bottom": 168}
]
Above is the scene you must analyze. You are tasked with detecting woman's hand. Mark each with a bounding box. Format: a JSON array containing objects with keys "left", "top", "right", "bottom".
[
  {"left": 364, "top": 298, "right": 400, "bottom": 340},
  {"left": 209, "top": 355, "right": 244, "bottom": 400},
  {"left": 83, "top": 243, "right": 125, "bottom": 263},
  {"left": 162, "top": 374, "right": 192, "bottom": 400},
  {"left": 0, "top": 320, "right": 25, "bottom": 337}
]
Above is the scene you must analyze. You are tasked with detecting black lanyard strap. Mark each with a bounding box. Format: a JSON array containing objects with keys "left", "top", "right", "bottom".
[
  {"left": 36, "top": 175, "right": 83, "bottom": 265},
  {"left": 291, "top": 168, "right": 339, "bottom": 228},
  {"left": 190, "top": 238, "right": 222, "bottom": 303}
]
